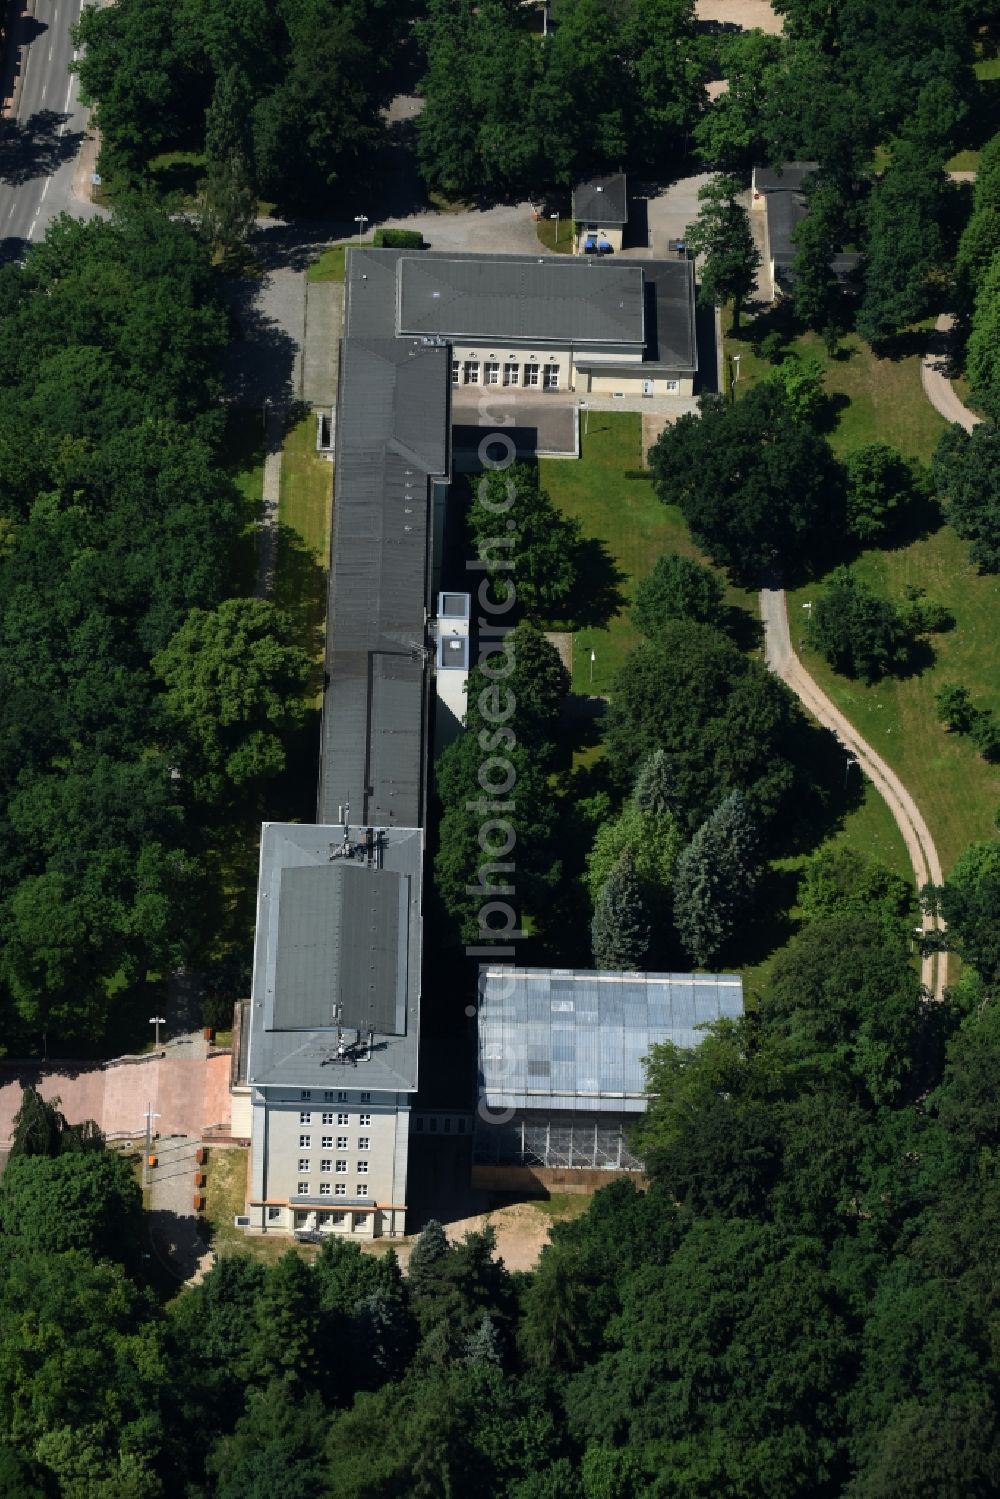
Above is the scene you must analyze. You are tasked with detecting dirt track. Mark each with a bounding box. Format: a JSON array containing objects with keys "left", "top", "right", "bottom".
[{"left": 694, "top": 0, "right": 783, "bottom": 32}]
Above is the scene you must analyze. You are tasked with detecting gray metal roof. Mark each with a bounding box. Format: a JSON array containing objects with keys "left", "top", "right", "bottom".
[
  {"left": 316, "top": 337, "right": 450, "bottom": 829},
  {"left": 754, "top": 161, "right": 817, "bottom": 194},
  {"left": 248, "top": 822, "right": 423, "bottom": 1093},
  {"left": 477, "top": 967, "right": 744, "bottom": 1111},
  {"left": 573, "top": 173, "right": 628, "bottom": 226},
  {"left": 396, "top": 254, "right": 645, "bottom": 346}
]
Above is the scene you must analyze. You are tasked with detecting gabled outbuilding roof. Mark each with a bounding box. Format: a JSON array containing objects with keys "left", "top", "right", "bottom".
[{"left": 572, "top": 172, "right": 628, "bottom": 225}]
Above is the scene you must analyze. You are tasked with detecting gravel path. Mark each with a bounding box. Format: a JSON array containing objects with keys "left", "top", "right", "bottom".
[
  {"left": 760, "top": 588, "right": 948, "bottom": 999},
  {"left": 921, "top": 313, "right": 982, "bottom": 434},
  {"left": 694, "top": 0, "right": 782, "bottom": 33}
]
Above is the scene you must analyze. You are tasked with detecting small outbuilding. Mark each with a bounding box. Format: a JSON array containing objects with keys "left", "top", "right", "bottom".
[
  {"left": 473, "top": 966, "right": 744, "bottom": 1191},
  {"left": 572, "top": 172, "right": 628, "bottom": 254},
  {"left": 751, "top": 161, "right": 861, "bottom": 299}
]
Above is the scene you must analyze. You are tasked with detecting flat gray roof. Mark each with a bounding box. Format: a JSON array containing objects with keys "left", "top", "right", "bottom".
[
  {"left": 477, "top": 967, "right": 744, "bottom": 1111},
  {"left": 573, "top": 172, "right": 628, "bottom": 225},
  {"left": 396, "top": 254, "right": 645, "bottom": 346},
  {"left": 754, "top": 161, "right": 817, "bottom": 194},
  {"left": 248, "top": 822, "right": 423, "bottom": 1093},
  {"left": 316, "top": 337, "right": 450, "bottom": 829}
]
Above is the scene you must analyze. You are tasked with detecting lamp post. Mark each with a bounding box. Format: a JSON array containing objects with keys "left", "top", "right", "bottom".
[
  {"left": 143, "top": 1102, "right": 161, "bottom": 1187},
  {"left": 550, "top": 210, "right": 559, "bottom": 247},
  {"left": 731, "top": 352, "right": 741, "bottom": 396},
  {"left": 149, "top": 1015, "right": 166, "bottom": 1050},
  {"left": 844, "top": 754, "right": 857, "bottom": 788},
  {"left": 354, "top": 213, "right": 369, "bottom": 242},
  {"left": 590, "top": 648, "right": 596, "bottom": 686},
  {"left": 579, "top": 399, "right": 589, "bottom": 437}
]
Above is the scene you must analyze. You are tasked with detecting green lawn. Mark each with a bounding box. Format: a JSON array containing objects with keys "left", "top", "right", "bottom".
[
  {"left": 199, "top": 1146, "right": 321, "bottom": 1264},
  {"left": 307, "top": 240, "right": 372, "bottom": 283},
  {"left": 539, "top": 412, "right": 742, "bottom": 694},
  {"left": 786, "top": 530, "right": 1000, "bottom": 873},
  {"left": 276, "top": 413, "right": 332, "bottom": 695},
  {"left": 535, "top": 214, "right": 574, "bottom": 254}
]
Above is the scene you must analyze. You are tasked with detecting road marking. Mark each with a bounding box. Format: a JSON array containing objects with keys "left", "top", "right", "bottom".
[
  {"left": 40, "top": 176, "right": 50, "bottom": 201},
  {"left": 28, "top": 215, "right": 38, "bottom": 239}
]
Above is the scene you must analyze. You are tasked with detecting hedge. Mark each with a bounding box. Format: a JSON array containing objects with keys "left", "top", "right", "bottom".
[{"left": 372, "top": 228, "right": 425, "bottom": 249}]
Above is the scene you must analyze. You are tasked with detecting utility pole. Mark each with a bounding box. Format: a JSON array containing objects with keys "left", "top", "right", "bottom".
[
  {"left": 143, "top": 1103, "right": 161, "bottom": 1188},
  {"left": 149, "top": 1015, "right": 166, "bottom": 1050}
]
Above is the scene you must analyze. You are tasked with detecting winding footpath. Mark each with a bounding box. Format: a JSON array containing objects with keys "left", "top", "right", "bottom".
[
  {"left": 759, "top": 590, "right": 948, "bottom": 999},
  {"left": 921, "top": 312, "right": 982, "bottom": 434}
]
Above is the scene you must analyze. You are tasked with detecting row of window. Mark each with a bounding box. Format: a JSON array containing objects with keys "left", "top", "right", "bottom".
[
  {"left": 297, "top": 1158, "right": 369, "bottom": 1174},
  {"left": 298, "top": 1090, "right": 370, "bottom": 1104},
  {"left": 268, "top": 1208, "right": 370, "bottom": 1228},
  {"left": 300, "top": 1130, "right": 369, "bottom": 1148},
  {"left": 297, "top": 1182, "right": 368, "bottom": 1198},
  {"left": 300, "top": 1113, "right": 372, "bottom": 1127},
  {"left": 415, "top": 1116, "right": 467, "bottom": 1134},
  {"left": 451, "top": 360, "right": 559, "bottom": 390}
]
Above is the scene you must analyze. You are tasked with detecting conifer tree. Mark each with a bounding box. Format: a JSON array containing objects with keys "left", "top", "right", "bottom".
[
  {"left": 673, "top": 791, "right": 760, "bottom": 966},
  {"left": 202, "top": 66, "right": 257, "bottom": 256},
  {"left": 591, "top": 850, "right": 652, "bottom": 970},
  {"left": 632, "top": 748, "right": 680, "bottom": 817}
]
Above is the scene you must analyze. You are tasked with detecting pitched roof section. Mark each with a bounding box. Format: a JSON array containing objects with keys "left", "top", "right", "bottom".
[
  {"left": 248, "top": 822, "right": 423, "bottom": 1093},
  {"left": 573, "top": 173, "right": 628, "bottom": 225},
  {"left": 477, "top": 967, "right": 744, "bottom": 1112},
  {"left": 397, "top": 254, "right": 645, "bottom": 346},
  {"left": 316, "top": 337, "right": 449, "bottom": 830}
]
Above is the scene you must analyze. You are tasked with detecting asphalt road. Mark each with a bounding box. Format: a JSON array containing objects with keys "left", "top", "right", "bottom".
[{"left": 0, "top": 0, "right": 97, "bottom": 259}]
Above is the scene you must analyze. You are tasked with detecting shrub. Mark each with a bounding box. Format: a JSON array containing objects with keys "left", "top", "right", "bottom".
[
  {"left": 806, "top": 567, "right": 912, "bottom": 683},
  {"left": 372, "top": 227, "right": 425, "bottom": 248}
]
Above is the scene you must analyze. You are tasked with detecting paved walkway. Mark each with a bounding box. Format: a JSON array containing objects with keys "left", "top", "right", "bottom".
[
  {"left": 921, "top": 313, "right": 982, "bottom": 433},
  {"left": 145, "top": 1134, "right": 214, "bottom": 1285},
  {"left": 256, "top": 407, "right": 284, "bottom": 598},
  {"left": 760, "top": 588, "right": 948, "bottom": 999}
]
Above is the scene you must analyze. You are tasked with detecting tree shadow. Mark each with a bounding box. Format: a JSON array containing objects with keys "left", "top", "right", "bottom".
[
  {"left": 811, "top": 389, "right": 851, "bottom": 435},
  {"left": 769, "top": 716, "right": 866, "bottom": 860},
  {"left": 720, "top": 864, "right": 801, "bottom": 970},
  {"left": 219, "top": 276, "right": 299, "bottom": 406},
  {"left": 0, "top": 109, "right": 83, "bottom": 188},
  {"left": 565, "top": 536, "right": 627, "bottom": 628},
  {"left": 723, "top": 602, "right": 763, "bottom": 652}
]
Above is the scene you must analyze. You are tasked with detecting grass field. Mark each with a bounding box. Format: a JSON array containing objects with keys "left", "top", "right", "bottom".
[
  {"left": 535, "top": 214, "right": 574, "bottom": 254},
  {"left": 307, "top": 241, "right": 372, "bottom": 283},
  {"left": 199, "top": 1146, "right": 321, "bottom": 1264},
  {"left": 539, "top": 412, "right": 740, "bottom": 694},
  {"left": 276, "top": 413, "right": 333, "bottom": 698}
]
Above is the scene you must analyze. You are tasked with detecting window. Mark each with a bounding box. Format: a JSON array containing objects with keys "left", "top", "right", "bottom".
[
  {"left": 357, "top": 1136, "right": 370, "bottom": 1151},
  {"left": 335, "top": 1183, "right": 346, "bottom": 1197},
  {"left": 337, "top": 1091, "right": 348, "bottom": 1103},
  {"left": 357, "top": 1184, "right": 369, "bottom": 1198},
  {"left": 318, "top": 1212, "right": 333, "bottom": 1226},
  {"left": 484, "top": 363, "right": 499, "bottom": 385},
  {"left": 360, "top": 1092, "right": 371, "bottom": 1103},
  {"left": 267, "top": 1206, "right": 281, "bottom": 1222},
  {"left": 337, "top": 1113, "right": 349, "bottom": 1125},
  {"left": 299, "top": 1135, "right": 311, "bottom": 1149},
  {"left": 336, "top": 1160, "right": 348, "bottom": 1174},
  {"left": 444, "top": 1118, "right": 452, "bottom": 1134},
  {"left": 523, "top": 363, "right": 540, "bottom": 387},
  {"left": 300, "top": 1090, "right": 311, "bottom": 1100},
  {"left": 298, "top": 1157, "right": 310, "bottom": 1172},
  {"left": 355, "top": 1213, "right": 369, "bottom": 1228},
  {"left": 415, "top": 1117, "right": 424, "bottom": 1132},
  {"left": 320, "top": 1183, "right": 332, "bottom": 1197},
  {"left": 665, "top": 379, "right": 679, "bottom": 393},
  {"left": 323, "top": 1091, "right": 335, "bottom": 1102},
  {"left": 332, "top": 1211, "right": 348, "bottom": 1225},
  {"left": 299, "top": 1111, "right": 311, "bottom": 1124},
  {"left": 322, "top": 1136, "right": 333, "bottom": 1149},
  {"left": 322, "top": 1112, "right": 334, "bottom": 1125},
  {"left": 451, "top": 360, "right": 460, "bottom": 386},
  {"left": 297, "top": 1181, "right": 309, "bottom": 1195},
  {"left": 357, "top": 1160, "right": 369, "bottom": 1174},
  {"left": 321, "top": 1159, "right": 333, "bottom": 1172},
  {"left": 359, "top": 1113, "right": 371, "bottom": 1127},
  {"left": 543, "top": 363, "right": 559, "bottom": 390},
  {"left": 503, "top": 362, "right": 519, "bottom": 386},
  {"left": 294, "top": 1211, "right": 308, "bottom": 1227},
  {"left": 458, "top": 1119, "right": 466, "bottom": 1134},
  {"left": 336, "top": 1136, "right": 348, "bottom": 1149},
  {"left": 463, "top": 360, "right": 480, "bottom": 384},
  {"left": 430, "top": 1117, "right": 438, "bottom": 1133}
]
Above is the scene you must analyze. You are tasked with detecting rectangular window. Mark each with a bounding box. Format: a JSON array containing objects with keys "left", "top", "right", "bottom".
[
  {"left": 357, "top": 1137, "right": 370, "bottom": 1151},
  {"left": 318, "top": 1212, "right": 332, "bottom": 1226},
  {"left": 463, "top": 360, "right": 480, "bottom": 384},
  {"left": 321, "top": 1112, "right": 334, "bottom": 1125},
  {"left": 267, "top": 1206, "right": 281, "bottom": 1222},
  {"left": 458, "top": 1119, "right": 466, "bottom": 1134},
  {"left": 294, "top": 1211, "right": 308, "bottom": 1227},
  {"left": 484, "top": 363, "right": 499, "bottom": 385},
  {"left": 323, "top": 1091, "right": 335, "bottom": 1102},
  {"left": 357, "top": 1184, "right": 369, "bottom": 1198},
  {"left": 320, "top": 1183, "right": 332, "bottom": 1197},
  {"left": 336, "top": 1160, "right": 348, "bottom": 1174},
  {"left": 451, "top": 360, "right": 460, "bottom": 386},
  {"left": 337, "top": 1113, "right": 349, "bottom": 1126},
  {"left": 299, "top": 1135, "right": 310, "bottom": 1149},
  {"left": 665, "top": 379, "right": 679, "bottom": 393},
  {"left": 359, "top": 1114, "right": 371, "bottom": 1127},
  {"left": 543, "top": 363, "right": 559, "bottom": 390},
  {"left": 299, "top": 1111, "right": 311, "bottom": 1124},
  {"left": 336, "top": 1136, "right": 348, "bottom": 1149},
  {"left": 355, "top": 1213, "right": 369, "bottom": 1228},
  {"left": 430, "top": 1117, "right": 437, "bottom": 1133},
  {"left": 321, "top": 1159, "right": 332, "bottom": 1172},
  {"left": 360, "top": 1093, "right": 371, "bottom": 1103},
  {"left": 415, "top": 1117, "right": 424, "bottom": 1132},
  {"left": 523, "top": 363, "right": 540, "bottom": 387},
  {"left": 300, "top": 1091, "right": 311, "bottom": 1100},
  {"left": 335, "top": 1183, "right": 346, "bottom": 1197},
  {"left": 333, "top": 1211, "right": 347, "bottom": 1225},
  {"left": 298, "top": 1157, "right": 310, "bottom": 1172},
  {"left": 503, "top": 362, "right": 519, "bottom": 387},
  {"left": 357, "top": 1160, "right": 369, "bottom": 1174},
  {"left": 322, "top": 1136, "right": 333, "bottom": 1149},
  {"left": 297, "top": 1181, "right": 309, "bottom": 1195},
  {"left": 337, "top": 1092, "right": 348, "bottom": 1103}
]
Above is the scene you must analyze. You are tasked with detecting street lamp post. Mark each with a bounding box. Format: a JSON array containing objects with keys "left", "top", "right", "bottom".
[
  {"left": 143, "top": 1102, "right": 161, "bottom": 1188},
  {"left": 731, "top": 352, "right": 741, "bottom": 391},
  {"left": 550, "top": 210, "right": 559, "bottom": 247},
  {"left": 590, "top": 648, "right": 596, "bottom": 686},
  {"left": 149, "top": 1015, "right": 166, "bottom": 1050},
  {"left": 844, "top": 754, "right": 858, "bottom": 788},
  {"left": 579, "top": 399, "right": 589, "bottom": 437},
  {"left": 354, "top": 213, "right": 369, "bottom": 242}
]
